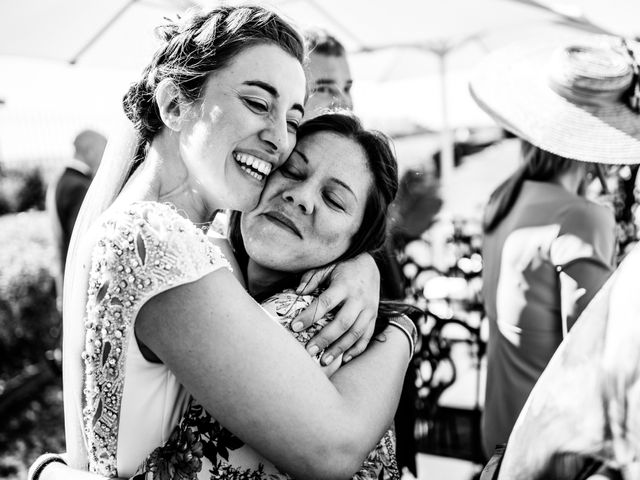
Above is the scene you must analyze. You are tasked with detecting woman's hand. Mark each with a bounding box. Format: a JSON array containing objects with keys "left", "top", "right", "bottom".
[
  {"left": 319, "top": 353, "right": 343, "bottom": 378},
  {"left": 293, "top": 252, "right": 380, "bottom": 366}
]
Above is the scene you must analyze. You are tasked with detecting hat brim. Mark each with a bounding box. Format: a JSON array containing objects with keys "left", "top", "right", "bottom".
[{"left": 469, "top": 37, "right": 640, "bottom": 165}]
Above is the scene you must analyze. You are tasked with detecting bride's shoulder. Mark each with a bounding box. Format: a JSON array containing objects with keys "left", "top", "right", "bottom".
[
  {"left": 87, "top": 201, "right": 231, "bottom": 281},
  {"left": 98, "top": 201, "right": 192, "bottom": 232}
]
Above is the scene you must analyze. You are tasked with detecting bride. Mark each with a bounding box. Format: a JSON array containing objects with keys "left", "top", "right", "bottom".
[{"left": 42, "top": 6, "right": 408, "bottom": 480}]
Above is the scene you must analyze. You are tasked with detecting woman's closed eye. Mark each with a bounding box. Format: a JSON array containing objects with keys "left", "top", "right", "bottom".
[
  {"left": 280, "top": 164, "right": 305, "bottom": 180},
  {"left": 243, "top": 96, "right": 270, "bottom": 113},
  {"left": 323, "top": 191, "right": 346, "bottom": 211},
  {"left": 287, "top": 118, "right": 300, "bottom": 134}
]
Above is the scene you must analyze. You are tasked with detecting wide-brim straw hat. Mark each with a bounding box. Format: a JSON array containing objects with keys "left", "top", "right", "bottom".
[{"left": 470, "top": 35, "right": 640, "bottom": 165}]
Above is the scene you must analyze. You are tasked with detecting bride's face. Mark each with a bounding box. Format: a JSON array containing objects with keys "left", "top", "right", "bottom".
[
  {"left": 240, "top": 131, "right": 373, "bottom": 272},
  {"left": 178, "top": 44, "right": 306, "bottom": 212}
]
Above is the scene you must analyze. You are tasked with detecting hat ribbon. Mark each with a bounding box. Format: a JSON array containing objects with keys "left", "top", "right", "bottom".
[
  {"left": 621, "top": 38, "right": 640, "bottom": 114},
  {"left": 549, "top": 79, "right": 625, "bottom": 108}
]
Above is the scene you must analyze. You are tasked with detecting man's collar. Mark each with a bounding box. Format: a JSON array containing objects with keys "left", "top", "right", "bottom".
[{"left": 66, "top": 159, "right": 92, "bottom": 177}]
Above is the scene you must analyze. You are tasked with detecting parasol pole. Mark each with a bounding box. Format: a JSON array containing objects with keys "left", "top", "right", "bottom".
[
  {"left": 436, "top": 48, "right": 454, "bottom": 185},
  {"left": 69, "top": 0, "right": 139, "bottom": 65}
]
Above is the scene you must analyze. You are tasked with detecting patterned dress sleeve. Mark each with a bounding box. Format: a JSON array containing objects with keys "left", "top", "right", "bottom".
[{"left": 82, "top": 202, "right": 231, "bottom": 477}]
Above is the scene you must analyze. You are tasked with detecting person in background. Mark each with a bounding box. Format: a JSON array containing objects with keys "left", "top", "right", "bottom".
[
  {"left": 303, "top": 28, "right": 417, "bottom": 477},
  {"left": 303, "top": 28, "right": 353, "bottom": 119},
  {"left": 469, "top": 34, "right": 640, "bottom": 460},
  {"left": 47, "top": 129, "right": 107, "bottom": 303}
]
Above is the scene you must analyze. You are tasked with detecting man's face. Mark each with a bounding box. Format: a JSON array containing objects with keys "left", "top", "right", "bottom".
[{"left": 304, "top": 52, "right": 353, "bottom": 119}]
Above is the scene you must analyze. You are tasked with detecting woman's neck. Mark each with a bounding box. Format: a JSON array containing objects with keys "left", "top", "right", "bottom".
[
  {"left": 246, "top": 260, "right": 292, "bottom": 299},
  {"left": 552, "top": 164, "right": 586, "bottom": 195},
  {"left": 120, "top": 131, "right": 213, "bottom": 225}
]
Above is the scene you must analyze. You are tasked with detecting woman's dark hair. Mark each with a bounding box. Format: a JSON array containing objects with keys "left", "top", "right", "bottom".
[
  {"left": 483, "top": 140, "right": 576, "bottom": 233},
  {"left": 122, "top": 5, "right": 305, "bottom": 176}
]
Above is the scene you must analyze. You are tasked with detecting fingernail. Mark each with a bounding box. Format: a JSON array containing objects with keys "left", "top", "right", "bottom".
[
  {"left": 295, "top": 285, "right": 303, "bottom": 293},
  {"left": 322, "top": 354, "right": 334, "bottom": 366},
  {"left": 343, "top": 355, "right": 352, "bottom": 363},
  {"left": 308, "top": 345, "right": 319, "bottom": 356},
  {"left": 292, "top": 322, "right": 303, "bottom": 332}
]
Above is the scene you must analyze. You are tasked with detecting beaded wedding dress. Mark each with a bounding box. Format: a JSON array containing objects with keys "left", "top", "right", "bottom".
[{"left": 79, "top": 201, "right": 230, "bottom": 477}]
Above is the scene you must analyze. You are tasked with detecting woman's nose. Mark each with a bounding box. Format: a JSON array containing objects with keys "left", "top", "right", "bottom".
[
  {"left": 259, "top": 116, "right": 291, "bottom": 155},
  {"left": 282, "top": 186, "right": 313, "bottom": 214},
  {"left": 332, "top": 92, "right": 353, "bottom": 111}
]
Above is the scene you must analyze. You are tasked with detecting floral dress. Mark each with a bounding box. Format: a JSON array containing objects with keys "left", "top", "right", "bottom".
[{"left": 133, "top": 290, "right": 400, "bottom": 480}]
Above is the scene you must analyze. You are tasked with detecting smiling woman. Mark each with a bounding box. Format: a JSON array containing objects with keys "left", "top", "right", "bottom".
[{"left": 41, "top": 5, "right": 402, "bottom": 480}]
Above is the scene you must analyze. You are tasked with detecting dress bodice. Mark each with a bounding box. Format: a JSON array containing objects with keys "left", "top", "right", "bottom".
[{"left": 81, "top": 201, "right": 231, "bottom": 477}]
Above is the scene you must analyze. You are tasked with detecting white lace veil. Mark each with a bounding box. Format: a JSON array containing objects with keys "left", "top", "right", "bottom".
[{"left": 62, "top": 114, "right": 139, "bottom": 469}]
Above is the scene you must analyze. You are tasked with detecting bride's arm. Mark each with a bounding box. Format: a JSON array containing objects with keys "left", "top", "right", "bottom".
[
  {"left": 136, "top": 268, "right": 409, "bottom": 480},
  {"left": 210, "top": 232, "right": 382, "bottom": 365}
]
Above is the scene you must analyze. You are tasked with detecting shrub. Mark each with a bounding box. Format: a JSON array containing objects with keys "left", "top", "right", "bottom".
[
  {"left": 0, "top": 168, "right": 46, "bottom": 215},
  {"left": 0, "top": 211, "right": 59, "bottom": 377}
]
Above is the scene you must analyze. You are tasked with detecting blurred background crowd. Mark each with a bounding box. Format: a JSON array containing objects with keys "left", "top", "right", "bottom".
[{"left": 1, "top": 1, "right": 640, "bottom": 479}]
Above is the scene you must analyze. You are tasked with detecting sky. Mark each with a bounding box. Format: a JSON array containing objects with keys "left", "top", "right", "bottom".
[{"left": 0, "top": 0, "right": 638, "bottom": 169}]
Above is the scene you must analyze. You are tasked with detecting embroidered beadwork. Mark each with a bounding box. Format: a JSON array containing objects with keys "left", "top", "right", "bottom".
[{"left": 81, "top": 202, "right": 230, "bottom": 477}]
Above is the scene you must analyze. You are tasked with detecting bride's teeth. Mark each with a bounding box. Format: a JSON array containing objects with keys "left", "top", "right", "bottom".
[
  {"left": 234, "top": 152, "right": 271, "bottom": 178},
  {"left": 239, "top": 165, "right": 264, "bottom": 181}
]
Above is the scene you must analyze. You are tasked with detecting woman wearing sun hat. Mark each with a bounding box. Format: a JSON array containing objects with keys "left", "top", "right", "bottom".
[{"left": 469, "top": 33, "right": 640, "bottom": 464}]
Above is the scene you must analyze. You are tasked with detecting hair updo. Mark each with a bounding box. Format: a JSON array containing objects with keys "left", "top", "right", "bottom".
[{"left": 122, "top": 5, "right": 305, "bottom": 171}]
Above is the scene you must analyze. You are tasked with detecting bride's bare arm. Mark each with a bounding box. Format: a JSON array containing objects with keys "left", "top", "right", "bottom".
[
  {"left": 210, "top": 234, "right": 381, "bottom": 364},
  {"left": 136, "top": 268, "right": 409, "bottom": 480}
]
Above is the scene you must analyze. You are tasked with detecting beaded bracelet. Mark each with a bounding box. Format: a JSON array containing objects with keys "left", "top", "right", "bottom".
[
  {"left": 28, "top": 453, "right": 67, "bottom": 480},
  {"left": 388, "top": 315, "right": 418, "bottom": 359}
]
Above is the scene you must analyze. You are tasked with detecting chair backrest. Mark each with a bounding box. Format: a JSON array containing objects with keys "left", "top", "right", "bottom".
[{"left": 413, "top": 309, "right": 485, "bottom": 439}]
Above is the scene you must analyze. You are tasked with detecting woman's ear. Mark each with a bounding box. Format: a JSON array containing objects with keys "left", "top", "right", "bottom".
[{"left": 155, "top": 79, "right": 189, "bottom": 132}]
